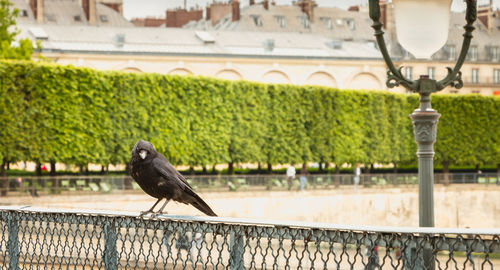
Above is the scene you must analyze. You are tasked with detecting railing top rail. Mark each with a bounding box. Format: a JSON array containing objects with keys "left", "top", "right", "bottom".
[{"left": 2, "top": 205, "right": 499, "bottom": 236}]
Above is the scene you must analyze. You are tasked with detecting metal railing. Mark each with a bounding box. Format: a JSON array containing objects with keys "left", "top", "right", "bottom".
[
  {"left": 0, "top": 173, "right": 498, "bottom": 196},
  {"left": 0, "top": 206, "right": 499, "bottom": 269}
]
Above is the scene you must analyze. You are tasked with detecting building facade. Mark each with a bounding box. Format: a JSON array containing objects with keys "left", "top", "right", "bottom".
[
  {"left": 19, "top": 25, "right": 388, "bottom": 91},
  {"left": 12, "top": 0, "right": 130, "bottom": 26},
  {"left": 13, "top": 0, "right": 500, "bottom": 95}
]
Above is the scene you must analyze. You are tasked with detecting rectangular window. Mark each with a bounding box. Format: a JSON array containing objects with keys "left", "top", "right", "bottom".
[
  {"left": 320, "top": 17, "right": 333, "bottom": 29},
  {"left": 344, "top": 18, "right": 355, "bottom": 30},
  {"left": 251, "top": 15, "right": 263, "bottom": 27},
  {"left": 428, "top": 67, "right": 435, "bottom": 80},
  {"left": 405, "top": 67, "right": 413, "bottom": 80},
  {"left": 274, "top": 15, "right": 286, "bottom": 28},
  {"left": 448, "top": 45, "right": 456, "bottom": 60},
  {"left": 472, "top": 69, "right": 479, "bottom": 84},
  {"left": 46, "top": 14, "right": 56, "bottom": 22},
  {"left": 492, "top": 47, "right": 499, "bottom": 61},
  {"left": 469, "top": 46, "right": 478, "bottom": 61},
  {"left": 298, "top": 16, "right": 310, "bottom": 29},
  {"left": 494, "top": 69, "right": 500, "bottom": 84}
]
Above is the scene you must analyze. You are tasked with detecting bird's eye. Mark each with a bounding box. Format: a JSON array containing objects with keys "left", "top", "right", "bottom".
[{"left": 139, "top": 150, "right": 148, "bottom": 159}]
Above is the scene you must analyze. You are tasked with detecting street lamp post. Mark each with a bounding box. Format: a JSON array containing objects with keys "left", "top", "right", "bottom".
[{"left": 368, "top": 0, "right": 477, "bottom": 228}]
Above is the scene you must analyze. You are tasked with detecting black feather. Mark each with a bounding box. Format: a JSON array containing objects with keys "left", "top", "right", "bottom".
[{"left": 130, "top": 139, "right": 217, "bottom": 216}]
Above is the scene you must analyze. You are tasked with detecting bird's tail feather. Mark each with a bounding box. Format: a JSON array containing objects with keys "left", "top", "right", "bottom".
[{"left": 189, "top": 192, "right": 217, "bottom": 216}]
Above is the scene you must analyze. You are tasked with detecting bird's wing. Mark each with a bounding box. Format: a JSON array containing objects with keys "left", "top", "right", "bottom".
[
  {"left": 152, "top": 156, "right": 193, "bottom": 191},
  {"left": 152, "top": 155, "right": 217, "bottom": 217}
]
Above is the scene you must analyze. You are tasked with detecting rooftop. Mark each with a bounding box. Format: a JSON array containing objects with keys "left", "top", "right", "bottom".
[
  {"left": 17, "top": 24, "right": 381, "bottom": 60},
  {"left": 183, "top": 2, "right": 500, "bottom": 61},
  {"left": 13, "top": 1, "right": 500, "bottom": 62}
]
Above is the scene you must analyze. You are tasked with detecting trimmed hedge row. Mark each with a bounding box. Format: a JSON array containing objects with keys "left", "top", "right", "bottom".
[{"left": 0, "top": 60, "right": 499, "bottom": 171}]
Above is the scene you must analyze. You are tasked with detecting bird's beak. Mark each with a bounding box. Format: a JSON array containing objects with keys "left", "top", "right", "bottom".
[{"left": 139, "top": 150, "right": 147, "bottom": 159}]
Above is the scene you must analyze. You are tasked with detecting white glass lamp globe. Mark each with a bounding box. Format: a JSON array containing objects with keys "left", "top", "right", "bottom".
[{"left": 393, "top": 0, "right": 452, "bottom": 59}]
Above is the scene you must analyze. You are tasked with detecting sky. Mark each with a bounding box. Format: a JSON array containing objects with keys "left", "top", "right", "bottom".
[{"left": 122, "top": 0, "right": 500, "bottom": 20}]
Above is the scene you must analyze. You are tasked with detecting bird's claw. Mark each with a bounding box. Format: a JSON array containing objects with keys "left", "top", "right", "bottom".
[
  {"left": 139, "top": 210, "right": 153, "bottom": 217},
  {"left": 150, "top": 211, "right": 167, "bottom": 218},
  {"left": 139, "top": 210, "right": 167, "bottom": 218}
]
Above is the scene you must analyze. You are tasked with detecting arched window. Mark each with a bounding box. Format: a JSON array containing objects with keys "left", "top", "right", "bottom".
[
  {"left": 168, "top": 68, "right": 193, "bottom": 76},
  {"left": 262, "top": 70, "right": 291, "bottom": 84},
  {"left": 305, "top": 72, "right": 337, "bottom": 88},
  {"left": 215, "top": 69, "right": 243, "bottom": 80},
  {"left": 348, "top": 73, "right": 382, "bottom": 90},
  {"left": 122, "top": 67, "right": 142, "bottom": 73}
]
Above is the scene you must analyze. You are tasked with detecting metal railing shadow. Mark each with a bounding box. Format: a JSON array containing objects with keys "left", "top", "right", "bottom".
[{"left": 0, "top": 206, "right": 499, "bottom": 269}]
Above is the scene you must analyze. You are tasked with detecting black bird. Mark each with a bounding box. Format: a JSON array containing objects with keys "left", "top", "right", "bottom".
[{"left": 130, "top": 140, "right": 217, "bottom": 217}]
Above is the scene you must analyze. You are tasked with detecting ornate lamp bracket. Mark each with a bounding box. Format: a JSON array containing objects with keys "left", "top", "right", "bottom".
[
  {"left": 386, "top": 66, "right": 416, "bottom": 90},
  {"left": 369, "top": 0, "right": 477, "bottom": 95}
]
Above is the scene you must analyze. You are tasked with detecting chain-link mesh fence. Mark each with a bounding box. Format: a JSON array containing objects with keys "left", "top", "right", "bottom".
[{"left": 0, "top": 207, "right": 499, "bottom": 269}]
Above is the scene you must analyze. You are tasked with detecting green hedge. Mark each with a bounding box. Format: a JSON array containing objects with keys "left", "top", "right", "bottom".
[{"left": 0, "top": 60, "right": 499, "bottom": 170}]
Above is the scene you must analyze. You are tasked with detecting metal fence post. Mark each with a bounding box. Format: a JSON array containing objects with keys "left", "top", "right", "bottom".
[
  {"left": 7, "top": 214, "right": 20, "bottom": 270},
  {"left": 404, "top": 244, "right": 432, "bottom": 270},
  {"left": 103, "top": 220, "right": 118, "bottom": 270},
  {"left": 229, "top": 228, "right": 244, "bottom": 270},
  {"left": 404, "top": 246, "right": 416, "bottom": 270}
]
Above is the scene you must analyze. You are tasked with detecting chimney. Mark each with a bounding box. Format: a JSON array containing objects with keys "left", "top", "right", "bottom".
[
  {"left": 380, "top": 1, "right": 395, "bottom": 40},
  {"left": 477, "top": 4, "right": 493, "bottom": 32},
  {"left": 348, "top": 6, "right": 359, "bottom": 12},
  {"left": 232, "top": 0, "right": 240, "bottom": 22},
  {"left": 82, "top": 0, "right": 97, "bottom": 25},
  {"left": 379, "top": 0, "right": 387, "bottom": 26},
  {"left": 166, "top": 8, "right": 203, "bottom": 27},
  {"left": 206, "top": 6, "right": 211, "bottom": 20},
  {"left": 249, "top": 0, "right": 254, "bottom": 5},
  {"left": 30, "top": 0, "right": 44, "bottom": 23},
  {"left": 208, "top": 2, "right": 232, "bottom": 26},
  {"left": 263, "top": 0, "right": 269, "bottom": 10},
  {"left": 297, "top": 0, "right": 317, "bottom": 22}
]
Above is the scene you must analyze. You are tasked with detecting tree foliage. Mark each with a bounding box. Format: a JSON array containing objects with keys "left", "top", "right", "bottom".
[
  {"left": 0, "top": 0, "right": 35, "bottom": 60},
  {"left": 0, "top": 61, "right": 499, "bottom": 170},
  {"left": 433, "top": 95, "right": 500, "bottom": 166}
]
